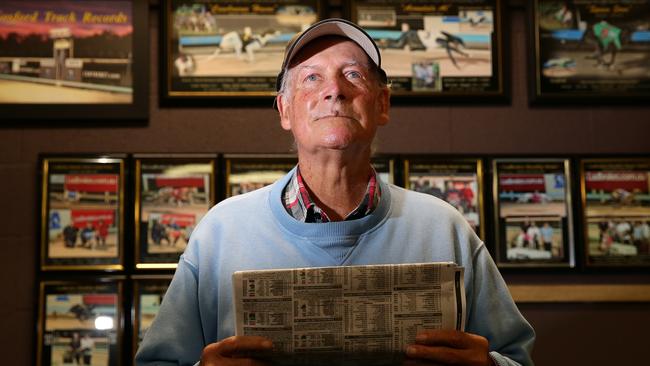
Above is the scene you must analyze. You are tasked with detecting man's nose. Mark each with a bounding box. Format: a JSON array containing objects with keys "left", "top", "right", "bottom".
[{"left": 322, "top": 76, "right": 347, "bottom": 102}]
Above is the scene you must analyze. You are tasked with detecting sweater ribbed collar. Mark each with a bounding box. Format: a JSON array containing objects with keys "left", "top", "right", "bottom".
[{"left": 269, "top": 167, "right": 391, "bottom": 239}]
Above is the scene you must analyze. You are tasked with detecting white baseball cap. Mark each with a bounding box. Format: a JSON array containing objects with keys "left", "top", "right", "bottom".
[{"left": 275, "top": 18, "right": 387, "bottom": 92}]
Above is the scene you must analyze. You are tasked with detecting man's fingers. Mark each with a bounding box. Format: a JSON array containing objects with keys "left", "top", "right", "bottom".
[
  {"left": 407, "top": 330, "right": 491, "bottom": 366},
  {"left": 406, "top": 345, "right": 482, "bottom": 365},
  {"left": 414, "top": 329, "right": 481, "bottom": 349},
  {"left": 213, "top": 336, "right": 273, "bottom": 357}
]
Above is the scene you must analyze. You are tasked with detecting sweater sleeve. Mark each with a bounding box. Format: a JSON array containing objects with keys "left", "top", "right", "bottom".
[
  {"left": 465, "top": 245, "right": 536, "bottom": 366},
  {"left": 134, "top": 255, "right": 205, "bottom": 366}
]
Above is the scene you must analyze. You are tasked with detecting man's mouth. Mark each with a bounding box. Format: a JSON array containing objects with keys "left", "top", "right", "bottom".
[{"left": 314, "top": 113, "right": 355, "bottom": 121}]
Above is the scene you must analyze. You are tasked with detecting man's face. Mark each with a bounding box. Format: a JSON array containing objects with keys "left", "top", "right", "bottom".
[{"left": 277, "top": 37, "right": 389, "bottom": 156}]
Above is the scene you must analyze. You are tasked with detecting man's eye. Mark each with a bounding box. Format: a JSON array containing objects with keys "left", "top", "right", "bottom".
[
  {"left": 304, "top": 74, "right": 319, "bottom": 82},
  {"left": 347, "top": 71, "right": 362, "bottom": 79}
]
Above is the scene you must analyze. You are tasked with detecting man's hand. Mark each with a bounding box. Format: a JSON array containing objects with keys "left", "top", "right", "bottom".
[
  {"left": 200, "top": 336, "right": 273, "bottom": 366},
  {"left": 404, "top": 329, "right": 494, "bottom": 366}
]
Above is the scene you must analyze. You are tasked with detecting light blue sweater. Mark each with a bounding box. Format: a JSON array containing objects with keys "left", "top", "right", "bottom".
[{"left": 136, "top": 168, "right": 535, "bottom": 366}]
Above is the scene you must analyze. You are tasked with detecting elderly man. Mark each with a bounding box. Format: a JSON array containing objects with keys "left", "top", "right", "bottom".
[{"left": 136, "top": 19, "right": 534, "bottom": 366}]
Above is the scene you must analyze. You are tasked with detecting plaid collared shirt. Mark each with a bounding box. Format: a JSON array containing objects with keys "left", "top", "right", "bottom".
[{"left": 282, "top": 166, "right": 381, "bottom": 223}]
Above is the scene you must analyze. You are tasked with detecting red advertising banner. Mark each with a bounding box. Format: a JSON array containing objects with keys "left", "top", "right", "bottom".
[
  {"left": 65, "top": 174, "right": 119, "bottom": 193},
  {"left": 71, "top": 209, "right": 115, "bottom": 228},
  {"left": 160, "top": 213, "right": 195, "bottom": 227},
  {"left": 154, "top": 176, "right": 204, "bottom": 188},
  {"left": 499, "top": 174, "right": 545, "bottom": 192},
  {"left": 83, "top": 294, "right": 117, "bottom": 306},
  {"left": 585, "top": 171, "right": 649, "bottom": 192}
]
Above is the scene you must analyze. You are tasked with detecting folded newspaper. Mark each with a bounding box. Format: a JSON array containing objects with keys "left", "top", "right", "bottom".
[{"left": 233, "top": 262, "right": 465, "bottom": 365}]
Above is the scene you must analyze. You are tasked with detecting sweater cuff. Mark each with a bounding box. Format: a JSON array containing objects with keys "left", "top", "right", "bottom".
[{"left": 489, "top": 351, "right": 522, "bottom": 366}]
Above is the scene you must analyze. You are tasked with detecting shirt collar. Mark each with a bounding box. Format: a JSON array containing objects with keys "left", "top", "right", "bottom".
[{"left": 282, "top": 165, "right": 381, "bottom": 223}]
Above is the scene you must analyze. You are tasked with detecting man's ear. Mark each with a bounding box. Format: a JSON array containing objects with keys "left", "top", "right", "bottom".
[
  {"left": 277, "top": 94, "right": 292, "bottom": 131},
  {"left": 377, "top": 87, "right": 390, "bottom": 126}
]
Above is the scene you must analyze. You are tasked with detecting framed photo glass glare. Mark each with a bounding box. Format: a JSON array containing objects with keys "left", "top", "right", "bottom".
[
  {"left": 163, "top": 0, "right": 323, "bottom": 101},
  {"left": 37, "top": 280, "right": 123, "bottom": 366},
  {"left": 581, "top": 159, "right": 650, "bottom": 267},
  {"left": 225, "top": 154, "right": 297, "bottom": 197},
  {"left": 532, "top": 0, "right": 650, "bottom": 102},
  {"left": 404, "top": 158, "right": 484, "bottom": 239},
  {"left": 492, "top": 159, "right": 575, "bottom": 268},
  {"left": 0, "top": 0, "right": 148, "bottom": 120},
  {"left": 349, "top": 0, "right": 505, "bottom": 99},
  {"left": 135, "top": 156, "right": 216, "bottom": 269},
  {"left": 41, "top": 157, "right": 125, "bottom": 271}
]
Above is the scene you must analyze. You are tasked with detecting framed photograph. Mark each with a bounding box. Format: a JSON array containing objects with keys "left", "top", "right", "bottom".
[
  {"left": 581, "top": 158, "right": 650, "bottom": 267},
  {"left": 530, "top": 0, "right": 650, "bottom": 103},
  {"left": 348, "top": 0, "right": 505, "bottom": 100},
  {"left": 492, "top": 159, "right": 575, "bottom": 268},
  {"left": 0, "top": 0, "right": 148, "bottom": 120},
  {"left": 404, "top": 157, "right": 484, "bottom": 239},
  {"left": 372, "top": 156, "right": 396, "bottom": 185},
  {"left": 37, "top": 279, "right": 124, "bottom": 366},
  {"left": 161, "top": 0, "right": 323, "bottom": 104},
  {"left": 134, "top": 155, "right": 216, "bottom": 269},
  {"left": 41, "top": 157, "right": 125, "bottom": 271},
  {"left": 132, "top": 276, "right": 172, "bottom": 358},
  {"left": 224, "top": 154, "right": 297, "bottom": 197}
]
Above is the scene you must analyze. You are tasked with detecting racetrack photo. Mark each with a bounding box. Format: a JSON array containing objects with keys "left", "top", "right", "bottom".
[
  {"left": 382, "top": 47, "right": 492, "bottom": 78},
  {"left": 505, "top": 217, "right": 564, "bottom": 260},
  {"left": 0, "top": 78, "right": 132, "bottom": 103}
]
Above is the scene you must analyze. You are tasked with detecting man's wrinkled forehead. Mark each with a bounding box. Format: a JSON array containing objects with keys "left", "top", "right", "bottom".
[{"left": 287, "top": 35, "right": 373, "bottom": 70}]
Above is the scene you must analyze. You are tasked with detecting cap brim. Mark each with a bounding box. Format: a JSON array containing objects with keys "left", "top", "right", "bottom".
[{"left": 282, "top": 19, "right": 381, "bottom": 71}]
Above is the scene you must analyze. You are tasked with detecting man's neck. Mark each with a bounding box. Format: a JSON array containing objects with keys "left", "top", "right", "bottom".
[{"left": 297, "top": 152, "right": 373, "bottom": 221}]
